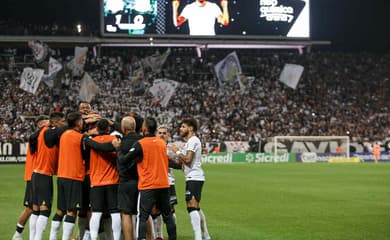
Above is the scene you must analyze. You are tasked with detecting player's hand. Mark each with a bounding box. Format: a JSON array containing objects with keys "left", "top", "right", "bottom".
[
  {"left": 112, "top": 138, "right": 121, "bottom": 149},
  {"left": 172, "top": 0, "right": 180, "bottom": 9},
  {"left": 84, "top": 113, "right": 101, "bottom": 124},
  {"left": 170, "top": 144, "right": 180, "bottom": 153},
  {"left": 220, "top": 0, "right": 228, "bottom": 8}
]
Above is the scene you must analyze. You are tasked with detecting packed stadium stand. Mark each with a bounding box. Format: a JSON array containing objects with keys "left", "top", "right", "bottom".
[{"left": 0, "top": 42, "right": 389, "bottom": 146}]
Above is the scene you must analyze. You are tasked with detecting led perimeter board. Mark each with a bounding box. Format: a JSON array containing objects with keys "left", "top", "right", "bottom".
[{"left": 101, "top": 0, "right": 310, "bottom": 39}]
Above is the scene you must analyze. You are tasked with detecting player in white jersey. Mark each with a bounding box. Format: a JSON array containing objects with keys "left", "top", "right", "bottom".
[
  {"left": 170, "top": 118, "right": 211, "bottom": 240},
  {"left": 172, "top": 0, "right": 229, "bottom": 35}
]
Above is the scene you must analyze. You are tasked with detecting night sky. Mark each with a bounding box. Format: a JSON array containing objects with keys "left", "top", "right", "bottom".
[{"left": 0, "top": 0, "right": 389, "bottom": 52}]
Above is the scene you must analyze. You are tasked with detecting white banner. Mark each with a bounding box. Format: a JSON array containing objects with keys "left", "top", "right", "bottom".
[
  {"left": 142, "top": 48, "right": 170, "bottom": 73},
  {"left": 214, "top": 51, "right": 242, "bottom": 87},
  {"left": 238, "top": 75, "right": 255, "bottom": 93},
  {"left": 28, "top": 40, "right": 48, "bottom": 63},
  {"left": 42, "top": 57, "right": 63, "bottom": 87},
  {"left": 20, "top": 68, "right": 44, "bottom": 94},
  {"left": 279, "top": 63, "right": 304, "bottom": 89},
  {"left": 67, "top": 46, "right": 88, "bottom": 76},
  {"left": 149, "top": 78, "right": 179, "bottom": 107},
  {"left": 79, "top": 73, "right": 99, "bottom": 102}
]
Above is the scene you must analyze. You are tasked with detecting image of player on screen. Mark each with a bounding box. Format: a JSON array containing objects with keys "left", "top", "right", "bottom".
[{"left": 172, "top": 0, "right": 229, "bottom": 36}]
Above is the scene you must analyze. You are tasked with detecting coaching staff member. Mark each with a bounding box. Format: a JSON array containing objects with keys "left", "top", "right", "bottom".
[{"left": 113, "top": 117, "right": 176, "bottom": 240}]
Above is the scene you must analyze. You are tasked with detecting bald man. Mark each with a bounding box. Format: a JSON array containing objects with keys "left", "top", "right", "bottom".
[{"left": 117, "top": 116, "right": 143, "bottom": 240}]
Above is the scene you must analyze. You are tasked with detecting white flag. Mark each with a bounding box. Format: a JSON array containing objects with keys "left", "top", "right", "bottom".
[
  {"left": 42, "top": 57, "right": 63, "bottom": 87},
  {"left": 142, "top": 49, "right": 170, "bottom": 73},
  {"left": 238, "top": 75, "right": 255, "bottom": 93},
  {"left": 48, "top": 57, "right": 62, "bottom": 76},
  {"left": 149, "top": 79, "right": 179, "bottom": 107},
  {"left": 79, "top": 73, "right": 99, "bottom": 102},
  {"left": 28, "top": 40, "right": 48, "bottom": 63},
  {"left": 279, "top": 64, "right": 304, "bottom": 89},
  {"left": 214, "top": 51, "right": 241, "bottom": 87},
  {"left": 67, "top": 46, "right": 88, "bottom": 76},
  {"left": 20, "top": 68, "right": 44, "bottom": 94}
]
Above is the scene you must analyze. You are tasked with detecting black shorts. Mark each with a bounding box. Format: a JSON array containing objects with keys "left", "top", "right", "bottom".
[
  {"left": 185, "top": 181, "right": 204, "bottom": 202},
  {"left": 81, "top": 175, "right": 91, "bottom": 211},
  {"left": 118, "top": 180, "right": 138, "bottom": 214},
  {"left": 90, "top": 184, "right": 119, "bottom": 213},
  {"left": 169, "top": 185, "right": 178, "bottom": 206},
  {"left": 23, "top": 181, "right": 33, "bottom": 208},
  {"left": 31, "top": 172, "right": 53, "bottom": 208},
  {"left": 57, "top": 178, "right": 83, "bottom": 212}
]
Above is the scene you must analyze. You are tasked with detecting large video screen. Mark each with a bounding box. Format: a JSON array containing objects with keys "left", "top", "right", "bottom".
[{"left": 101, "top": 0, "right": 310, "bottom": 38}]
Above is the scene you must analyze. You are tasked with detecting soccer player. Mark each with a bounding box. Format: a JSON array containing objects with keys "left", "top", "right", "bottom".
[
  {"left": 373, "top": 142, "right": 381, "bottom": 163},
  {"left": 31, "top": 112, "right": 66, "bottom": 240},
  {"left": 170, "top": 118, "right": 211, "bottom": 240},
  {"left": 88, "top": 119, "right": 121, "bottom": 240},
  {"left": 12, "top": 115, "right": 49, "bottom": 240},
  {"left": 153, "top": 125, "right": 182, "bottom": 240},
  {"left": 55, "top": 112, "right": 116, "bottom": 240},
  {"left": 172, "top": 0, "right": 229, "bottom": 35},
  {"left": 117, "top": 116, "right": 143, "bottom": 240},
  {"left": 114, "top": 117, "right": 177, "bottom": 240}
]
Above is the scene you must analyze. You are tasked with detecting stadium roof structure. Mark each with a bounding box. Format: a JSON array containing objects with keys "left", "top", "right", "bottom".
[{"left": 0, "top": 36, "right": 330, "bottom": 52}]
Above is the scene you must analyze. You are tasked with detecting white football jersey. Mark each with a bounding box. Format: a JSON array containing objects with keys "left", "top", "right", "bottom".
[{"left": 183, "top": 135, "right": 205, "bottom": 181}]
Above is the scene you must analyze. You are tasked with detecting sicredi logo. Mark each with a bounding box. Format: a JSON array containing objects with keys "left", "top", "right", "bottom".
[{"left": 259, "top": 0, "right": 295, "bottom": 23}]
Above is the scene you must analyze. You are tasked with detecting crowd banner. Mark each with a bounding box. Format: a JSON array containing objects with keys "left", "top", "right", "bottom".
[
  {"left": 20, "top": 68, "right": 44, "bottom": 94},
  {"left": 28, "top": 40, "right": 48, "bottom": 63},
  {"left": 149, "top": 78, "right": 179, "bottom": 107},
  {"left": 79, "top": 73, "right": 100, "bottom": 102},
  {"left": 67, "top": 46, "right": 88, "bottom": 76},
  {"left": 214, "top": 51, "right": 241, "bottom": 87},
  {"left": 279, "top": 63, "right": 304, "bottom": 89}
]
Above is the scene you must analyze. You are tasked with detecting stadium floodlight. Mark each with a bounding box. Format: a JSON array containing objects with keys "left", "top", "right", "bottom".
[{"left": 273, "top": 136, "right": 350, "bottom": 163}]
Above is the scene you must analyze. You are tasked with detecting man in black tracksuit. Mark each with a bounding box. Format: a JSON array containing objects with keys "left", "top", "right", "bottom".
[{"left": 117, "top": 115, "right": 143, "bottom": 240}]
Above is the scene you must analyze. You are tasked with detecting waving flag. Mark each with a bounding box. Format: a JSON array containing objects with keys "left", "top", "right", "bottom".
[
  {"left": 20, "top": 68, "right": 44, "bottom": 94},
  {"left": 67, "top": 46, "right": 88, "bottom": 76},
  {"left": 149, "top": 79, "right": 179, "bottom": 107},
  {"left": 142, "top": 48, "right": 170, "bottom": 73},
  {"left": 279, "top": 63, "right": 304, "bottom": 89},
  {"left": 28, "top": 40, "right": 48, "bottom": 63},
  {"left": 42, "top": 57, "right": 63, "bottom": 87},
  {"left": 214, "top": 51, "right": 241, "bottom": 87},
  {"left": 79, "top": 73, "right": 99, "bottom": 102}
]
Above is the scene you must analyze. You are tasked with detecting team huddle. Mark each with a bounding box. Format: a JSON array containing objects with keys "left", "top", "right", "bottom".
[{"left": 12, "top": 102, "right": 211, "bottom": 240}]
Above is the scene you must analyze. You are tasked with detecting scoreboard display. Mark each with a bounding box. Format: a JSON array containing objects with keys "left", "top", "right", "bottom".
[{"left": 101, "top": 0, "right": 310, "bottom": 38}]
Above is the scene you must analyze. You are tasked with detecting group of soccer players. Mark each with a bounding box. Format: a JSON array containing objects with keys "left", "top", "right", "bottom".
[{"left": 12, "top": 101, "right": 211, "bottom": 240}]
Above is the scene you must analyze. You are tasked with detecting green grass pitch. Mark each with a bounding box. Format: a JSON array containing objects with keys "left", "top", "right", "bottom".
[{"left": 1, "top": 163, "right": 390, "bottom": 240}]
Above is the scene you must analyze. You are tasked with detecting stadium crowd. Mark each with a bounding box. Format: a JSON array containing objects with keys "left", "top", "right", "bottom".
[{"left": 0, "top": 46, "right": 389, "bottom": 145}]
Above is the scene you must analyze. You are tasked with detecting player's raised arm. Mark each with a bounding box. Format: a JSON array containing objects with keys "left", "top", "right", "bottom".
[
  {"left": 217, "top": 0, "right": 229, "bottom": 26},
  {"left": 172, "top": 0, "right": 186, "bottom": 27}
]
